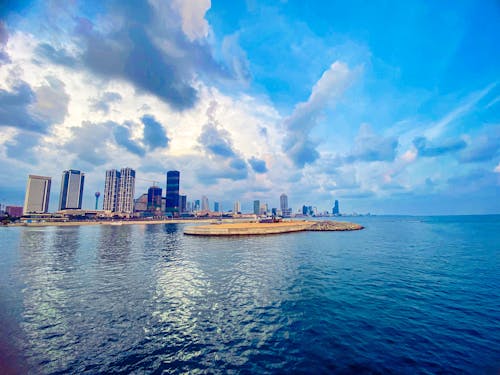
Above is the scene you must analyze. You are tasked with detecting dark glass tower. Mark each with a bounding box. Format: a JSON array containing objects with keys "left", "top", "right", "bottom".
[
  {"left": 333, "top": 200, "right": 340, "bottom": 215},
  {"left": 166, "top": 171, "right": 180, "bottom": 216},
  {"left": 147, "top": 186, "right": 162, "bottom": 213}
]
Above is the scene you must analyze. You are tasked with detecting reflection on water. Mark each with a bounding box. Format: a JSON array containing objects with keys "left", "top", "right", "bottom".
[{"left": 1, "top": 218, "right": 499, "bottom": 373}]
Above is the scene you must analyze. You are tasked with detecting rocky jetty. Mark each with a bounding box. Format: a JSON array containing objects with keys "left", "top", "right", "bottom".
[{"left": 307, "top": 221, "right": 364, "bottom": 231}]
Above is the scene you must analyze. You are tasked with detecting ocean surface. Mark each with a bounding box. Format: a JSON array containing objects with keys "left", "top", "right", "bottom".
[{"left": 1, "top": 216, "right": 499, "bottom": 374}]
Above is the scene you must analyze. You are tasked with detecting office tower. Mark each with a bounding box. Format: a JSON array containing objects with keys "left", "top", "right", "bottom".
[
  {"left": 201, "top": 195, "right": 209, "bottom": 211},
  {"left": 147, "top": 186, "right": 162, "bottom": 212},
  {"left": 59, "top": 169, "right": 84, "bottom": 210},
  {"left": 259, "top": 203, "right": 267, "bottom": 215},
  {"left": 280, "top": 193, "right": 288, "bottom": 211},
  {"left": 117, "top": 167, "right": 135, "bottom": 213},
  {"left": 333, "top": 200, "right": 339, "bottom": 215},
  {"left": 214, "top": 201, "right": 220, "bottom": 212},
  {"left": 253, "top": 200, "right": 260, "bottom": 215},
  {"left": 233, "top": 201, "right": 241, "bottom": 214},
  {"left": 194, "top": 200, "right": 200, "bottom": 211},
  {"left": 166, "top": 171, "right": 180, "bottom": 215},
  {"left": 179, "top": 195, "right": 187, "bottom": 213},
  {"left": 103, "top": 169, "right": 121, "bottom": 211},
  {"left": 24, "top": 175, "right": 51, "bottom": 213}
]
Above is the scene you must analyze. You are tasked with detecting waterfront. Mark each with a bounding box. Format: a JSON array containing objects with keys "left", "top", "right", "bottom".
[{"left": 1, "top": 216, "right": 499, "bottom": 373}]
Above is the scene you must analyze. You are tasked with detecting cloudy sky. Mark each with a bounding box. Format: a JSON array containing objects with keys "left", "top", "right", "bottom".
[{"left": 0, "top": 0, "right": 499, "bottom": 214}]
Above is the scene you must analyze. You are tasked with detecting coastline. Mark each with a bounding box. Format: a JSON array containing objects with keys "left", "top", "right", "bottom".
[{"left": 5, "top": 219, "right": 214, "bottom": 228}]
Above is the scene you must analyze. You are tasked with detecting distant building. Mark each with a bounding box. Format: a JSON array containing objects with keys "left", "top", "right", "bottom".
[
  {"left": 259, "top": 203, "right": 268, "bottom": 215},
  {"left": 103, "top": 169, "right": 121, "bottom": 212},
  {"left": 24, "top": 175, "right": 51, "bottom": 213},
  {"left": 214, "top": 201, "right": 220, "bottom": 212},
  {"left": 134, "top": 193, "right": 148, "bottom": 213},
  {"left": 117, "top": 168, "right": 135, "bottom": 213},
  {"left": 179, "top": 195, "right": 187, "bottom": 213},
  {"left": 6, "top": 206, "right": 23, "bottom": 217},
  {"left": 147, "top": 186, "right": 162, "bottom": 213},
  {"left": 186, "top": 201, "right": 192, "bottom": 212},
  {"left": 280, "top": 193, "right": 288, "bottom": 211},
  {"left": 201, "top": 195, "right": 209, "bottom": 211},
  {"left": 59, "top": 169, "right": 85, "bottom": 210},
  {"left": 166, "top": 171, "right": 180, "bottom": 216},
  {"left": 194, "top": 199, "right": 200, "bottom": 211},
  {"left": 253, "top": 200, "right": 260, "bottom": 215},
  {"left": 233, "top": 201, "right": 241, "bottom": 214},
  {"left": 333, "top": 200, "right": 339, "bottom": 215}
]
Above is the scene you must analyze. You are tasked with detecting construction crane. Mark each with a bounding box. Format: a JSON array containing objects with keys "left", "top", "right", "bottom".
[{"left": 136, "top": 177, "right": 161, "bottom": 187}]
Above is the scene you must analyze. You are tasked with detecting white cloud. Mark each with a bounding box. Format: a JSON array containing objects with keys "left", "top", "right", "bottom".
[{"left": 170, "top": 0, "right": 211, "bottom": 41}]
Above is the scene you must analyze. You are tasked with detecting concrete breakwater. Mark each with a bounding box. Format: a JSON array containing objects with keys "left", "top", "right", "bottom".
[{"left": 183, "top": 220, "right": 363, "bottom": 236}]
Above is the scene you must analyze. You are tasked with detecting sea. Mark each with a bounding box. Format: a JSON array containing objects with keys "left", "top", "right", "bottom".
[{"left": 0, "top": 215, "right": 499, "bottom": 374}]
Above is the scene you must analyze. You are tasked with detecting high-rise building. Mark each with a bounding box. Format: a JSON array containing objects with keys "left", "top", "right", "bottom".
[
  {"left": 134, "top": 194, "right": 148, "bottom": 212},
  {"left": 194, "top": 200, "right": 200, "bottom": 211},
  {"left": 59, "top": 169, "right": 85, "bottom": 210},
  {"left": 201, "top": 195, "right": 209, "bottom": 211},
  {"left": 179, "top": 195, "right": 187, "bottom": 213},
  {"left": 103, "top": 169, "right": 121, "bottom": 212},
  {"left": 333, "top": 200, "right": 340, "bottom": 215},
  {"left": 166, "top": 171, "right": 180, "bottom": 215},
  {"left": 233, "top": 201, "right": 241, "bottom": 214},
  {"left": 117, "top": 168, "right": 135, "bottom": 213},
  {"left": 23, "top": 175, "right": 51, "bottom": 214},
  {"left": 253, "top": 200, "right": 260, "bottom": 215},
  {"left": 214, "top": 201, "right": 220, "bottom": 212},
  {"left": 147, "top": 186, "right": 162, "bottom": 212},
  {"left": 280, "top": 193, "right": 288, "bottom": 211}
]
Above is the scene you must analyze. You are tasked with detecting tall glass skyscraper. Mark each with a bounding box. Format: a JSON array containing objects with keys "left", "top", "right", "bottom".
[
  {"left": 253, "top": 200, "right": 260, "bottom": 215},
  {"left": 24, "top": 175, "right": 51, "bottom": 213},
  {"left": 59, "top": 169, "right": 85, "bottom": 210},
  {"left": 333, "top": 200, "right": 340, "bottom": 215},
  {"left": 166, "top": 170, "right": 180, "bottom": 215}
]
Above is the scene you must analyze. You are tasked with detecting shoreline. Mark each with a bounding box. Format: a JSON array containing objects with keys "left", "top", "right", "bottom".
[{"left": 5, "top": 219, "right": 214, "bottom": 228}]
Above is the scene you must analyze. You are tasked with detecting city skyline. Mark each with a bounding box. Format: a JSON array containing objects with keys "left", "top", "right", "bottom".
[{"left": 0, "top": 1, "right": 499, "bottom": 215}]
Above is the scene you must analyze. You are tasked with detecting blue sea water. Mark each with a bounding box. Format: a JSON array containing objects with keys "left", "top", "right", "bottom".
[{"left": 0, "top": 215, "right": 499, "bottom": 374}]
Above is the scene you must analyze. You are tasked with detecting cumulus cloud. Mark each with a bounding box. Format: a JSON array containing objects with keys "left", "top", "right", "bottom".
[
  {"left": 5, "top": 131, "right": 39, "bottom": 164},
  {"left": 248, "top": 157, "right": 268, "bottom": 173},
  {"left": 458, "top": 128, "right": 500, "bottom": 163},
  {"left": 347, "top": 124, "right": 398, "bottom": 162},
  {"left": 65, "top": 121, "right": 115, "bottom": 166},
  {"left": 0, "top": 81, "right": 47, "bottom": 132},
  {"left": 413, "top": 136, "right": 466, "bottom": 157},
  {"left": 169, "top": 0, "right": 211, "bottom": 41},
  {"left": 0, "top": 21, "right": 10, "bottom": 64},
  {"left": 89, "top": 92, "right": 122, "bottom": 114},
  {"left": 35, "top": 43, "right": 77, "bottom": 67},
  {"left": 31, "top": 76, "right": 70, "bottom": 125},
  {"left": 141, "top": 114, "right": 170, "bottom": 150},
  {"left": 283, "top": 61, "right": 358, "bottom": 167},
  {"left": 113, "top": 124, "right": 145, "bottom": 157}
]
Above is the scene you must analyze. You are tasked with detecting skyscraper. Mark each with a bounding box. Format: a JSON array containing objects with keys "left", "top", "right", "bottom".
[
  {"left": 59, "top": 169, "right": 85, "bottom": 210},
  {"left": 103, "top": 169, "right": 121, "bottom": 212},
  {"left": 117, "top": 167, "right": 135, "bottom": 213},
  {"left": 179, "top": 195, "right": 187, "bottom": 213},
  {"left": 201, "top": 195, "right": 209, "bottom": 211},
  {"left": 194, "top": 200, "right": 200, "bottom": 211},
  {"left": 166, "top": 171, "right": 180, "bottom": 215},
  {"left": 333, "top": 200, "right": 340, "bottom": 215},
  {"left": 23, "top": 175, "right": 51, "bottom": 213},
  {"left": 253, "top": 200, "right": 260, "bottom": 215},
  {"left": 214, "top": 201, "right": 220, "bottom": 212},
  {"left": 280, "top": 193, "right": 288, "bottom": 212},
  {"left": 233, "top": 201, "right": 241, "bottom": 214},
  {"left": 147, "top": 186, "right": 162, "bottom": 213}
]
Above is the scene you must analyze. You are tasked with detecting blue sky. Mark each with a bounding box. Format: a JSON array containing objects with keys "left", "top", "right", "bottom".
[{"left": 0, "top": 0, "right": 499, "bottom": 214}]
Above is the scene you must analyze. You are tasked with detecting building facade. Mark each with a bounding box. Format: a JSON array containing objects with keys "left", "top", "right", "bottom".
[
  {"left": 179, "top": 195, "right": 187, "bottom": 213},
  {"left": 147, "top": 186, "right": 162, "bottom": 213},
  {"left": 166, "top": 171, "right": 180, "bottom": 215},
  {"left": 117, "top": 168, "right": 135, "bottom": 213},
  {"left": 201, "top": 195, "right": 209, "bottom": 211},
  {"left": 103, "top": 169, "right": 121, "bottom": 211},
  {"left": 333, "top": 200, "right": 340, "bottom": 215},
  {"left": 233, "top": 201, "right": 241, "bottom": 214},
  {"left": 59, "top": 169, "right": 85, "bottom": 210},
  {"left": 23, "top": 175, "right": 51, "bottom": 213},
  {"left": 280, "top": 193, "right": 288, "bottom": 211},
  {"left": 6, "top": 206, "right": 23, "bottom": 217},
  {"left": 214, "top": 201, "right": 220, "bottom": 212},
  {"left": 253, "top": 200, "right": 260, "bottom": 215}
]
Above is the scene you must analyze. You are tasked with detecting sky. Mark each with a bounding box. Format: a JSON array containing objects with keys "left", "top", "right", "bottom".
[{"left": 0, "top": 0, "right": 499, "bottom": 215}]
